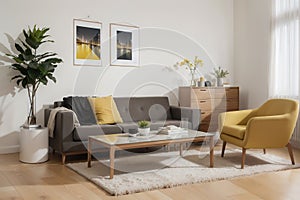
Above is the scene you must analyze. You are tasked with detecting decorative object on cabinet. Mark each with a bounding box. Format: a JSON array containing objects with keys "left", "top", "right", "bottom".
[
  {"left": 73, "top": 19, "right": 102, "bottom": 66},
  {"left": 205, "top": 81, "right": 212, "bottom": 87},
  {"left": 179, "top": 86, "right": 239, "bottom": 132},
  {"left": 212, "top": 66, "right": 229, "bottom": 86},
  {"left": 110, "top": 23, "right": 139, "bottom": 66},
  {"left": 175, "top": 56, "right": 203, "bottom": 86}
]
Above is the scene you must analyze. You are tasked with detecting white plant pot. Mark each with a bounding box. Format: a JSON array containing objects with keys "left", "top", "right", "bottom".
[
  {"left": 138, "top": 127, "right": 150, "bottom": 136},
  {"left": 19, "top": 127, "right": 49, "bottom": 163}
]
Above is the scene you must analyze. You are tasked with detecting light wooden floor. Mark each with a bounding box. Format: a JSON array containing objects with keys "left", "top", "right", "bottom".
[{"left": 0, "top": 144, "right": 300, "bottom": 200}]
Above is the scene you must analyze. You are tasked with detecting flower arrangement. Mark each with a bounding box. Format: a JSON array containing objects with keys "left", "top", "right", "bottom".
[
  {"left": 212, "top": 66, "right": 229, "bottom": 86},
  {"left": 176, "top": 56, "right": 203, "bottom": 86},
  {"left": 212, "top": 66, "right": 229, "bottom": 78}
]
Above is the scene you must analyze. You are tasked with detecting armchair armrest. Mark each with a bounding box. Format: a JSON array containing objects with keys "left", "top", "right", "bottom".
[
  {"left": 244, "top": 114, "right": 293, "bottom": 148},
  {"left": 170, "top": 106, "right": 201, "bottom": 130},
  {"left": 219, "top": 109, "right": 254, "bottom": 129}
]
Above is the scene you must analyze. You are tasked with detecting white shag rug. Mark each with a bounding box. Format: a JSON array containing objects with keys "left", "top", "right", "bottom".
[{"left": 66, "top": 149, "right": 299, "bottom": 195}]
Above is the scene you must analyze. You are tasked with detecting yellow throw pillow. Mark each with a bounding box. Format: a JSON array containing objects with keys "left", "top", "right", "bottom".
[
  {"left": 111, "top": 99, "right": 123, "bottom": 123},
  {"left": 88, "top": 96, "right": 123, "bottom": 124}
]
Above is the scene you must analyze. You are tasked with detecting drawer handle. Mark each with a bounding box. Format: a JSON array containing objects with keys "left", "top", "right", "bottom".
[
  {"left": 201, "top": 112, "right": 206, "bottom": 114},
  {"left": 200, "top": 89, "right": 207, "bottom": 92},
  {"left": 200, "top": 100, "right": 206, "bottom": 103}
]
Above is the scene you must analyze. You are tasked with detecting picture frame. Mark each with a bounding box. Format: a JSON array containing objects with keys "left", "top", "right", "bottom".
[
  {"left": 73, "top": 19, "right": 102, "bottom": 66},
  {"left": 110, "top": 23, "right": 139, "bottom": 66}
]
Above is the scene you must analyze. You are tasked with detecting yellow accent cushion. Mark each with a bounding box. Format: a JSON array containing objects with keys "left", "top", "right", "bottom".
[
  {"left": 88, "top": 96, "right": 123, "bottom": 124},
  {"left": 222, "top": 125, "right": 246, "bottom": 140}
]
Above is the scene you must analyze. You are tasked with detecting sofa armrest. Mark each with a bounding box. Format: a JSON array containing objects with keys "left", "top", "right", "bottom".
[
  {"left": 170, "top": 106, "right": 201, "bottom": 130},
  {"left": 44, "top": 108, "right": 75, "bottom": 152}
]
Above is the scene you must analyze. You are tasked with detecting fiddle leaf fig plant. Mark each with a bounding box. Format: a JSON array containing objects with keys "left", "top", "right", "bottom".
[{"left": 6, "top": 25, "right": 63, "bottom": 126}]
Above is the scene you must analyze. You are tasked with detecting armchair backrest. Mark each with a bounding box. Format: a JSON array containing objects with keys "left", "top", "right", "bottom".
[
  {"left": 238, "top": 99, "right": 299, "bottom": 127},
  {"left": 256, "top": 99, "right": 299, "bottom": 117}
]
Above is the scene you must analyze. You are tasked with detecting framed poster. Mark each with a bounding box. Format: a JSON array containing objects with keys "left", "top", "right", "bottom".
[
  {"left": 73, "top": 19, "right": 102, "bottom": 66},
  {"left": 110, "top": 23, "right": 139, "bottom": 66}
]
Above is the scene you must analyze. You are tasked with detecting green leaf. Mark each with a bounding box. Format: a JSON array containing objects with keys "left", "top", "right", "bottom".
[
  {"left": 28, "top": 61, "right": 38, "bottom": 69},
  {"left": 47, "top": 74, "right": 56, "bottom": 83},
  {"left": 15, "top": 43, "right": 24, "bottom": 53},
  {"left": 11, "top": 75, "right": 23, "bottom": 80},
  {"left": 21, "top": 79, "right": 28, "bottom": 88},
  {"left": 35, "top": 52, "right": 56, "bottom": 61},
  {"left": 21, "top": 41, "right": 30, "bottom": 50},
  {"left": 23, "top": 29, "right": 28, "bottom": 38},
  {"left": 28, "top": 68, "right": 40, "bottom": 80},
  {"left": 23, "top": 48, "right": 34, "bottom": 61},
  {"left": 25, "top": 36, "right": 39, "bottom": 49},
  {"left": 40, "top": 77, "right": 48, "bottom": 85}
]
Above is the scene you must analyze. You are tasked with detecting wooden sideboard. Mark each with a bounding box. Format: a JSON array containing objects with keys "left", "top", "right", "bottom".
[{"left": 179, "top": 86, "right": 239, "bottom": 132}]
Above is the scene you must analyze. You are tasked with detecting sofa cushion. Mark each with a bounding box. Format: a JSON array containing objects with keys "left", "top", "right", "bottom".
[
  {"left": 222, "top": 125, "right": 246, "bottom": 140},
  {"left": 114, "top": 97, "right": 172, "bottom": 122},
  {"left": 73, "top": 125, "right": 122, "bottom": 141},
  {"left": 63, "top": 96, "right": 97, "bottom": 125},
  {"left": 89, "top": 96, "right": 123, "bottom": 124}
]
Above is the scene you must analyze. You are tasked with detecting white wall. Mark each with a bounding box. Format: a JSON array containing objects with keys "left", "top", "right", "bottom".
[
  {"left": 0, "top": 0, "right": 234, "bottom": 153},
  {"left": 234, "top": 0, "right": 272, "bottom": 109}
]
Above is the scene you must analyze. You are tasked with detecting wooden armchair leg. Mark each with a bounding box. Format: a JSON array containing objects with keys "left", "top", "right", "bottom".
[
  {"left": 241, "top": 148, "right": 246, "bottom": 169},
  {"left": 221, "top": 141, "right": 226, "bottom": 157},
  {"left": 286, "top": 143, "right": 295, "bottom": 165},
  {"left": 263, "top": 149, "right": 266, "bottom": 154}
]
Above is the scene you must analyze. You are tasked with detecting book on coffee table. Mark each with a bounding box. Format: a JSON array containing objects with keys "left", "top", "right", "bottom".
[{"left": 157, "top": 126, "right": 188, "bottom": 135}]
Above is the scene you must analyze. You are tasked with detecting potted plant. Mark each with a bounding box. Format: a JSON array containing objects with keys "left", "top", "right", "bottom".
[
  {"left": 212, "top": 66, "right": 229, "bottom": 86},
  {"left": 5, "top": 25, "right": 63, "bottom": 128},
  {"left": 138, "top": 120, "right": 150, "bottom": 136}
]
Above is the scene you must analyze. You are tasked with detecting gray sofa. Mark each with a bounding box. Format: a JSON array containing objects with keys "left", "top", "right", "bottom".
[{"left": 44, "top": 96, "right": 201, "bottom": 164}]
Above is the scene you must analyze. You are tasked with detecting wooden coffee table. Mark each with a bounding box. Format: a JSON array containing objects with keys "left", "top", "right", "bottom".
[{"left": 87, "top": 130, "right": 216, "bottom": 179}]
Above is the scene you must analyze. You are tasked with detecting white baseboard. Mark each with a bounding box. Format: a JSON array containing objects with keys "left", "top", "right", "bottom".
[{"left": 0, "top": 145, "right": 19, "bottom": 154}]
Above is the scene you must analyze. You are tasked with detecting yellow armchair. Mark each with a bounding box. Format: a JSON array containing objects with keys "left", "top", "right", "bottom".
[{"left": 219, "top": 99, "right": 299, "bottom": 169}]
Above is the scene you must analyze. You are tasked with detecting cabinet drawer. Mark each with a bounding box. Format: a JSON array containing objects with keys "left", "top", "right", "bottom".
[
  {"left": 226, "top": 88, "right": 239, "bottom": 99},
  {"left": 191, "top": 88, "right": 211, "bottom": 100},
  {"left": 191, "top": 100, "right": 212, "bottom": 110},
  {"left": 192, "top": 88, "right": 237, "bottom": 100}
]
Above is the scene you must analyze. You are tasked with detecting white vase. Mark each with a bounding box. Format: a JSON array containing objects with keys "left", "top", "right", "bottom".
[
  {"left": 138, "top": 127, "right": 150, "bottom": 136},
  {"left": 190, "top": 71, "right": 196, "bottom": 87},
  {"left": 217, "top": 78, "right": 224, "bottom": 87},
  {"left": 19, "top": 127, "right": 49, "bottom": 163}
]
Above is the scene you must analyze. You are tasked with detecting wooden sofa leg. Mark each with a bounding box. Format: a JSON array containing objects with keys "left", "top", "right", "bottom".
[
  {"left": 286, "top": 143, "right": 295, "bottom": 165},
  {"left": 221, "top": 141, "right": 226, "bottom": 157},
  {"left": 62, "top": 154, "right": 66, "bottom": 165},
  {"left": 241, "top": 148, "right": 246, "bottom": 169},
  {"left": 263, "top": 149, "right": 266, "bottom": 154}
]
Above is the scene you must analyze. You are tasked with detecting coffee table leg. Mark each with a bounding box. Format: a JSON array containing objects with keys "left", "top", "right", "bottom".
[
  {"left": 179, "top": 143, "right": 183, "bottom": 156},
  {"left": 209, "top": 137, "right": 214, "bottom": 168},
  {"left": 109, "top": 147, "right": 115, "bottom": 179},
  {"left": 87, "top": 138, "right": 92, "bottom": 168}
]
